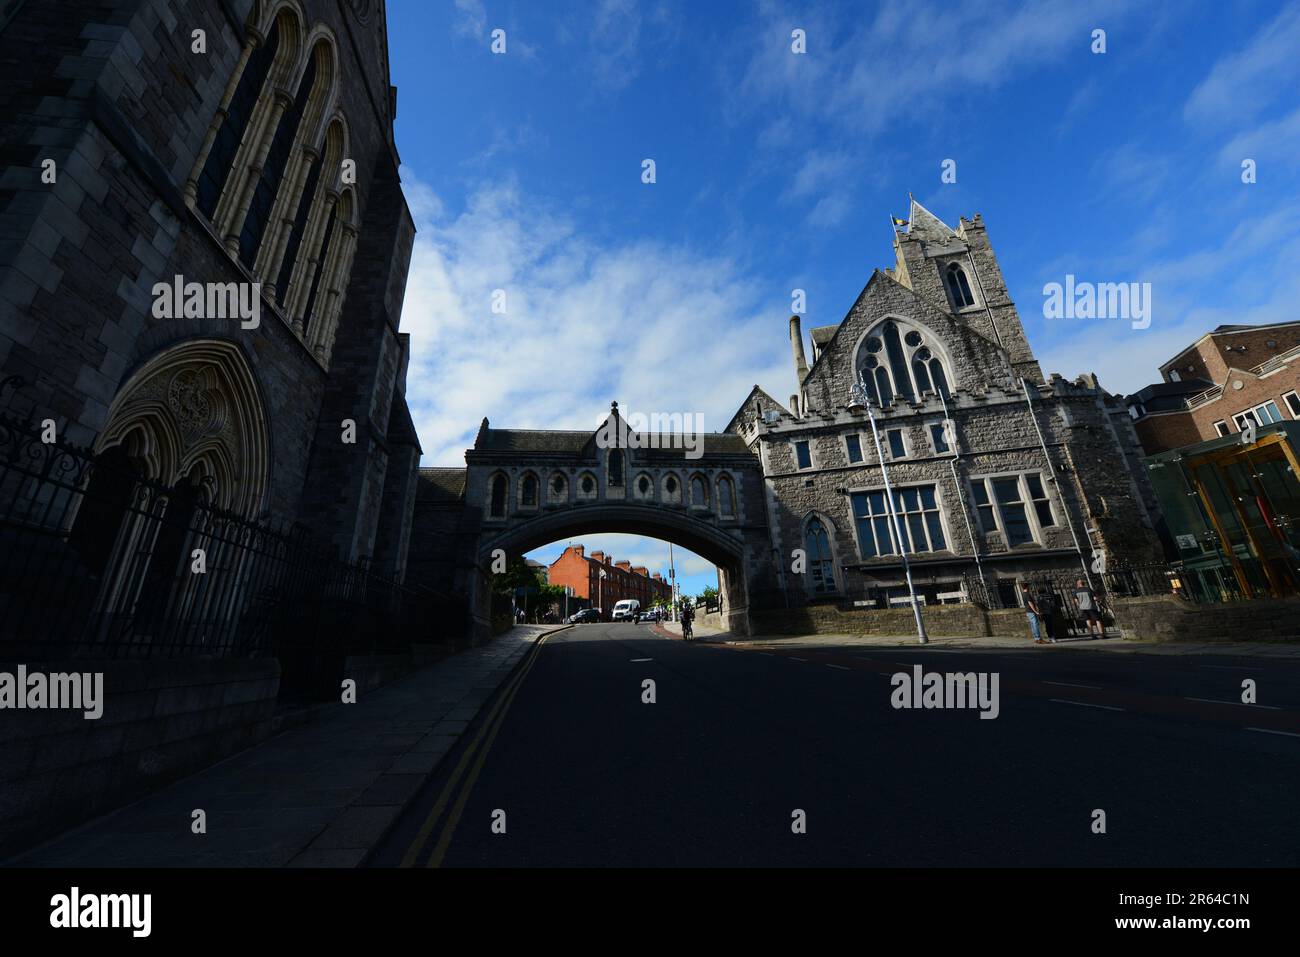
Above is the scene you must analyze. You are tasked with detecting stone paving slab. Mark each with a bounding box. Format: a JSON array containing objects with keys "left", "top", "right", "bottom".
[
  {"left": 5, "top": 626, "right": 563, "bottom": 868},
  {"left": 724, "top": 631, "right": 1300, "bottom": 657}
]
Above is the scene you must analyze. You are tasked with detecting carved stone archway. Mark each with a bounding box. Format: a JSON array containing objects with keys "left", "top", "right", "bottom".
[{"left": 96, "top": 339, "right": 270, "bottom": 517}]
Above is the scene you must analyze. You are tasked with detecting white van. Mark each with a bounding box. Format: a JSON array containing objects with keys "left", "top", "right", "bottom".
[{"left": 612, "top": 599, "right": 641, "bottom": 622}]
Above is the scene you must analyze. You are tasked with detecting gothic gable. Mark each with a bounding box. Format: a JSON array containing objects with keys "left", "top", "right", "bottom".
[{"left": 798, "top": 271, "right": 1017, "bottom": 415}]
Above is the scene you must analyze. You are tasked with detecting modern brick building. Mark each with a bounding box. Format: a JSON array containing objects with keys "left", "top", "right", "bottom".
[
  {"left": 1125, "top": 322, "right": 1300, "bottom": 600},
  {"left": 725, "top": 198, "right": 1162, "bottom": 609},
  {"left": 547, "top": 544, "right": 669, "bottom": 618},
  {"left": 1126, "top": 321, "right": 1300, "bottom": 455}
]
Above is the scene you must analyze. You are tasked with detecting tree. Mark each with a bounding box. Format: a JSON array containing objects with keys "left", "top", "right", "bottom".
[
  {"left": 698, "top": 586, "right": 719, "bottom": 606},
  {"left": 492, "top": 556, "right": 543, "bottom": 594}
]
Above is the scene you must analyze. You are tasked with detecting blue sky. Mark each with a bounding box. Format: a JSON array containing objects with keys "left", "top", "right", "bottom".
[{"left": 388, "top": 0, "right": 1300, "bottom": 596}]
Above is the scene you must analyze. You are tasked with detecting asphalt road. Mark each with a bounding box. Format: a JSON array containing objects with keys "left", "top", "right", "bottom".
[{"left": 370, "top": 622, "right": 1300, "bottom": 867}]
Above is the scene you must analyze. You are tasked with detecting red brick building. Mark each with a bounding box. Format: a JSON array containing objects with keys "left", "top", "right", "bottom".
[
  {"left": 547, "top": 545, "right": 670, "bottom": 618},
  {"left": 1127, "top": 321, "right": 1300, "bottom": 455}
]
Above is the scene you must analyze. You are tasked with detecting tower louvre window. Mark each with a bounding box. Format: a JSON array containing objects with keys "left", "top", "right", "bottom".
[{"left": 945, "top": 262, "right": 975, "bottom": 309}]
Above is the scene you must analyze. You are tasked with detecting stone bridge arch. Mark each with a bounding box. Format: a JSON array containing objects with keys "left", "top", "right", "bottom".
[{"left": 425, "top": 403, "right": 778, "bottom": 643}]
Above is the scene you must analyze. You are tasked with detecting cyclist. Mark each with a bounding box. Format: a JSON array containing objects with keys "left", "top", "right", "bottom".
[{"left": 680, "top": 602, "right": 694, "bottom": 642}]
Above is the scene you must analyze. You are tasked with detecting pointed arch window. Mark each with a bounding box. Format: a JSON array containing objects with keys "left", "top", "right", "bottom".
[
  {"left": 690, "top": 475, "right": 709, "bottom": 508},
  {"left": 857, "top": 321, "right": 951, "bottom": 405},
  {"left": 301, "top": 200, "right": 336, "bottom": 340},
  {"left": 805, "top": 518, "right": 836, "bottom": 594},
  {"left": 239, "top": 46, "right": 320, "bottom": 268},
  {"left": 608, "top": 449, "right": 624, "bottom": 487},
  {"left": 196, "top": 22, "right": 281, "bottom": 218},
  {"left": 718, "top": 476, "right": 736, "bottom": 517},
  {"left": 521, "top": 474, "right": 538, "bottom": 508},
  {"left": 489, "top": 474, "right": 507, "bottom": 518},
  {"left": 274, "top": 138, "right": 325, "bottom": 303},
  {"left": 945, "top": 262, "right": 975, "bottom": 309}
]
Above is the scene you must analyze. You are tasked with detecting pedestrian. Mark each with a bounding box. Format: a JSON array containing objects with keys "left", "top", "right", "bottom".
[
  {"left": 1022, "top": 584, "right": 1048, "bottom": 645},
  {"left": 1073, "top": 578, "right": 1104, "bottom": 638}
]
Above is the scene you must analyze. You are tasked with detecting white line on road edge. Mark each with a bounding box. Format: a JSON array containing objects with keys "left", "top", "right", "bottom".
[
  {"left": 1185, "top": 696, "right": 1281, "bottom": 710},
  {"left": 1246, "top": 727, "right": 1300, "bottom": 738},
  {"left": 1043, "top": 680, "right": 1102, "bottom": 690},
  {"left": 790, "top": 657, "right": 808, "bottom": 663},
  {"left": 759, "top": 652, "right": 774, "bottom": 656},
  {"left": 1050, "top": 698, "right": 1124, "bottom": 712},
  {"left": 630, "top": 658, "right": 653, "bottom": 662},
  {"left": 826, "top": 664, "right": 851, "bottom": 670}
]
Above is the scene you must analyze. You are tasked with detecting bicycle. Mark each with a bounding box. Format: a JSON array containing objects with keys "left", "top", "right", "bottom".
[{"left": 681, "top": 619, "right": 693, "bottom": 642}]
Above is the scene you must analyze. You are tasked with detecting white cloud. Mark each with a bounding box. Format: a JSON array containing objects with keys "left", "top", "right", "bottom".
[
  {"left": 1184, "top": 2, "right": 1300, "bottom": 126},
  {"left": 1032, "top": 199, "right": 1300, "bottom": 394},
  {"left": 452, "top": 0, "right": 487, "bottom": 40},
  {"left": 737, "top": 0, "right": 1133, "bottom": 138},
  {"left": 397, "top": 167, "right": 790, "bottom": 466}
]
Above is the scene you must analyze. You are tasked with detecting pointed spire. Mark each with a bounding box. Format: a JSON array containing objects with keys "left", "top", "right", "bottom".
[{"left": 907, "top": 195, "right": 957, "bottom": 243}]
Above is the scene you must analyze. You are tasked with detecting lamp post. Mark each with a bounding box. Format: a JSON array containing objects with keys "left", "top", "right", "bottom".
[
  {"left": 849, "top": 372, "right": 928, "bottom": 644},
  {"left": 598, "top": 568, "right": 607, "bottom": 620}
]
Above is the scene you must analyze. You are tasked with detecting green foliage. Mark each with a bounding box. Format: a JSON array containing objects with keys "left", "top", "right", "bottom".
[{"left": 492, "top": 556, "right": 544, "bottom": 594}]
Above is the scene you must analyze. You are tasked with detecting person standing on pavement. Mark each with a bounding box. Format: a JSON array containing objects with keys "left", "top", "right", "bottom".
[
  {"left": 1073, "top": 578, "right": 1104, "bottom": 638},
  {"left": 1022, "top": 585, "right": 1048, "bottom": 645}
]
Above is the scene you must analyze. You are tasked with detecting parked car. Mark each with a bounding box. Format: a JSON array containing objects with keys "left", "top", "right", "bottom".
[
  {"left": 568, "top": 608, "right": 600, "bottom": 623},
  {"left": 638, "top": 609, "right": 662, "bottom": 622}
]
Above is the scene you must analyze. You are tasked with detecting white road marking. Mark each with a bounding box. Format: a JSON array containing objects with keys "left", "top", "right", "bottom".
[
  {"left": 759, "top": 652, "right": 774, "bottom": 657},
  {"left": 826, "top": 664, "right": 851, "bottom": 670},
  {"left": 1043, "top": 680, "right": 1102, "bottom": 690},
  {"left": 790, "top": 657, "right": 808, "bottom": 663},
  {"left": 1246, "top": 727, "right": 1300, "bottom": 738},
  {"left": 1050, "top": 698, "right": 1124, "bottom": 712},
  {"left": 630, "top": 658, "right": 653, "bottom": 662},
  {"left": 1198, "top": 664, "right": 1251, "bottom": 671},
  {"left": 1185, "top": 696, "right": 1280, "bottom": 710}
]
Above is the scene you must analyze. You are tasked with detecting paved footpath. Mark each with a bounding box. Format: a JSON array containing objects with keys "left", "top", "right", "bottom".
[
  {"left": 5, "top": 625, "right": 563, "bottom": 868},
  {"left": 723, "top": 630, "right": 1300, "bottom": 658}
]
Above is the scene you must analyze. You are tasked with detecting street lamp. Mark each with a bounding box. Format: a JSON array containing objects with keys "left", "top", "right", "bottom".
[{"left": 851, "top": 372, "right": 929, "bottom": 645}]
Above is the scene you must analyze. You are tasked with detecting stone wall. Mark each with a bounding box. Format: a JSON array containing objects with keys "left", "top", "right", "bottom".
[
  {"left": 751, "top": 602, "right": 992, "bottom": 638},
  {"left": 1110, "top": 594, "right": 1300, "bottom": 642},
  {"left": 0, "top": 656, "right": 280, "bottom": 859}
]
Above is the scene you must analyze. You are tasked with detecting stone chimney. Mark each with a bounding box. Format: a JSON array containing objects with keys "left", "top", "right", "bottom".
[
  {"left": 789, "top": 315, "right": 809, "bottom": 383},
  {"left": 590, "top": 550, "right": 604, "bottom": 564}
]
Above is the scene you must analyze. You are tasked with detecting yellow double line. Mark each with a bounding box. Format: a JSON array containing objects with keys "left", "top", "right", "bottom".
[{"left": 399, "top": 631, "right": 554, "bottom": 868}]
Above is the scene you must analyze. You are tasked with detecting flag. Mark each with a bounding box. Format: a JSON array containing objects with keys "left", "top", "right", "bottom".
[{"left": 891, "top": 216, "right": 908, "bottom": 227}]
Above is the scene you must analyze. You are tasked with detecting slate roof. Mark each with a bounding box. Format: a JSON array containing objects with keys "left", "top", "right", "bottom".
[
  {"left": 475, "top": 428, "right": 751, "bottom": 456},
  {"left": 810, "top": 324, "right": 839, "bottom": 349},
  {"left": 417, "top": 467, "right": 466, "bottom": 502}
]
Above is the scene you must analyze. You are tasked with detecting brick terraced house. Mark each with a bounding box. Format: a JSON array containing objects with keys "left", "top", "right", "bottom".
[{"left": 546, "top": 544, "right": 670, "bottom": 618}]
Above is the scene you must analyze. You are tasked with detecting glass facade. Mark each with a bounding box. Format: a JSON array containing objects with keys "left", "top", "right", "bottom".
[{"left": 1146, "top": 421, "right": 1300, "bottom": 600}]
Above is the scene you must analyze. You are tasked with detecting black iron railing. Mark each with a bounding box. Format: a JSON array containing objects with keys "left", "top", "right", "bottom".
[{"left": 0, "top": 413, "right": 458, "bottom": 690}]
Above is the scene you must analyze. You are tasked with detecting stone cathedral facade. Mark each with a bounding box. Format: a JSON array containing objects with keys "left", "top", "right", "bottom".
[
  {"left": 0, "top": 0, "right": 419, "bottom": 577},
  {"left": 727, "top": 198, "right": 1161, "bottom": 609}
]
